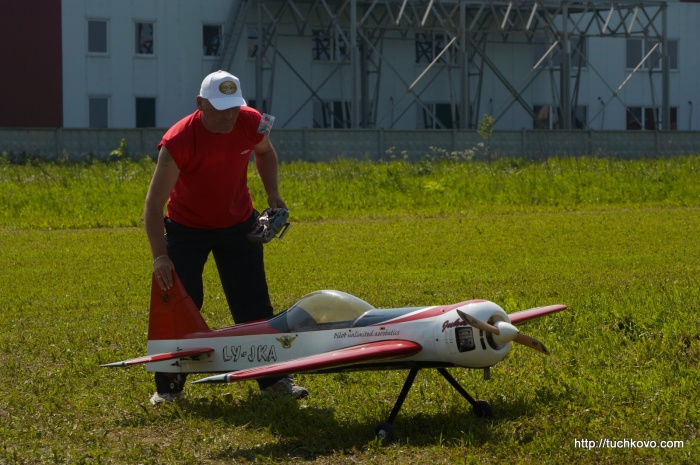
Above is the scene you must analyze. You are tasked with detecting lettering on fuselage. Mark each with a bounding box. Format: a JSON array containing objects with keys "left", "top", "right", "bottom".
[
  {"left": 222, "top": 345, "right": 277, "bottom": 363},
  {"left": 442, "top": 318, "right": 468, "bottom": 332},
  {"left": 333, "top": 329, "right": 401, "bottom": 339}
]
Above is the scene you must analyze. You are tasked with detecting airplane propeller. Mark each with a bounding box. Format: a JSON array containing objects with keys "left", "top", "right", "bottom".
[{"left": 456, "top": 309, "right": 550, "bottom": 355}]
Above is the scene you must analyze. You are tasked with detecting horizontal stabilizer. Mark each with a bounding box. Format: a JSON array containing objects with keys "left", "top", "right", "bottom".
[
  {"left": 509, "top": 304, "right": 567, "bottom": 325},
  {"left": 100, "top": 347, "right": 214, "bottom": 368},
  {"left": 192, "top": 340, "right": 422, "bottom": 384}
]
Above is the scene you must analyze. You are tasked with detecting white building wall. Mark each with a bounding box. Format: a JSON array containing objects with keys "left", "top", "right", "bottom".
[
  {"left": 62, "top": 0, "right": 233, "bottom": 129},
  {"left": 672, "top": 1, "right": 700, "bottom": 131},
  {"left": 61, "top": 0, "right": 700, "bottom": 131}
]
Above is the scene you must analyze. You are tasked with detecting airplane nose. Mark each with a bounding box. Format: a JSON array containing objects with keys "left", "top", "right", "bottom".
[
  {"left": 492, "top": 321, "right": 518, "bottom": 345},
  {"left": 457, "top": 309, "right": 550, "bottom": 355}
]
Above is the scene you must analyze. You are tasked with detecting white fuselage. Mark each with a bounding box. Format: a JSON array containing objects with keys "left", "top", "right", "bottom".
[{"left": 145, "top": 300, "right": 512, "bottom": 375}]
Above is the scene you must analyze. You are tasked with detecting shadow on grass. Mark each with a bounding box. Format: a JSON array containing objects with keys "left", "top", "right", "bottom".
[{"left": 168, "top": 383, "right": 543, "bottom": 462}]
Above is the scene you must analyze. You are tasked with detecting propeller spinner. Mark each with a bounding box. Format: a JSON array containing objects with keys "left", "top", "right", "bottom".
[{"left": 456, "top": 309, "right": 550, "bottom": 355}]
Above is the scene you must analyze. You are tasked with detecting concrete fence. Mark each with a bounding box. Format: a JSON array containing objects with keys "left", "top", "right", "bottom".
[{"left": 2, "top": 127, "right": 700, "bottom": 162}]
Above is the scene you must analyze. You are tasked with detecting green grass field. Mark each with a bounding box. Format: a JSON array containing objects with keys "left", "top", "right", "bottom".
[{"left": 1, "top": 155, "right": 698, "bottom": 464}]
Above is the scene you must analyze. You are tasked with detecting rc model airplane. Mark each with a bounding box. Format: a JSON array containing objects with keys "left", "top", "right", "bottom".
[{"left": 103, "top": 272, "right": 566, "bottom": 441}]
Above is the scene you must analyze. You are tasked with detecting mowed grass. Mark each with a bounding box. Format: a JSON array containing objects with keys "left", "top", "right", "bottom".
[{"left": 0, "top": 155, "right": 699, "bottom": 464}]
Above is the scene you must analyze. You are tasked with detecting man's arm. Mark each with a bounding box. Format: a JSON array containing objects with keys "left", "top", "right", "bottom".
[
  {"left": 144, "top": 146, "right": 180, "bottom": 290},
  {"left": 253, "top": 135, "right": 287, "bottom": 209}
]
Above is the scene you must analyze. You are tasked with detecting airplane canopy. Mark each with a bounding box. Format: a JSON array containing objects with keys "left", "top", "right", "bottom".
[{"left": 284, "top": 290, "right": 375, "bottom": 331}]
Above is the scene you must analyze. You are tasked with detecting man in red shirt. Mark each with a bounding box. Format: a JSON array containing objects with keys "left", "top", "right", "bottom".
[{"left": 144, "top": 70, "right": 307, "bottom": 404}]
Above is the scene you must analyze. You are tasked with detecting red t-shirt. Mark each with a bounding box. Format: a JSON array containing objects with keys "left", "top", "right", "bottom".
[{"left": 158, "top": 107, "right": 264, "bottom": 229}]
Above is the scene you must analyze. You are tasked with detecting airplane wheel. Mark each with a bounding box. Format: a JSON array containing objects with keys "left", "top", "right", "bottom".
[
  {"left": 472, "top": 400, "right": 493, "bottom": 418},
  {"left": 375, "top": 422, "right": 395, "bottom": 444}
]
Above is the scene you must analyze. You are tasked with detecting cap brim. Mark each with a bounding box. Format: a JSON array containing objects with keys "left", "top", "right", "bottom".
[{"left": 209, "top": 96, "right": 247, "bottom": 110}]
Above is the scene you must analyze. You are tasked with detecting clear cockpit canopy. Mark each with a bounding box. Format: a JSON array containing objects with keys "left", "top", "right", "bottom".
[{"left": 285, "top": 290, "right": 375, "bottom": 331}]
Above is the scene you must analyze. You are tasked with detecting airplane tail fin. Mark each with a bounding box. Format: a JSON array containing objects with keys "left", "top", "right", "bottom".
[{"left": 147, "top": 271, "right": 211, "bottom": 340}]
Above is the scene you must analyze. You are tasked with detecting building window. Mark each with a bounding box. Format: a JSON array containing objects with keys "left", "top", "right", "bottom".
[
  {"left": 136, "top": 98, "right": 156, "bottom": 128},
  {"left": 312, "top": 30, "right": 331, "bottom": 61},
  {"left": 655, "top": 40, "right": 678, "bottom": 70},
  {"left": 415, "top": 33, "right": 456, "bottom": 65},
  {"left": 89, "top": 97, "right": 108, "bottom": 128},
  {"left": 203, "top": 25, "right": 222, "bottom": 57},
  {"left": 668, "top": 40, "right": 679, "bottom": 69},
  {"left": 571, "top": 37, "right": 587, "bottom": 67},
  {"left": 534, "top": 105, "right": 560, "bottom": 129},
  {"left": 625, "top": 39, "right": 642, "bottom": 70},
  {"left": 626, "top": 39, "right": 678, "bottom": 70},
  {"left": 135, "top": 22, "right": 154, "bottom": 55},
  {"left": 312, "top": 29, "right": 348, "bottom": 62},
  {"left": 532, "top": 36, "right": 587, "bottom": 68},
  {"left": 247, "top": 27, "right": 259, "bottom": 58},
  {"left": 313, "top": 100, "right": 351, "bottom": 128},
  {"left": 533, "top": 105, "right": 587, "bottom": 129},
  {"left": 572, "top": 106, "right": 588, "bottom": 129},
  {"left": 626, "top": 107, "right": 678, "bottom": 130},
  {"left": 419, "top": 103, "right": 460, "bottom": 129},
  {"left": 88, "top": 20, "right": 108, "bottom": 54}
]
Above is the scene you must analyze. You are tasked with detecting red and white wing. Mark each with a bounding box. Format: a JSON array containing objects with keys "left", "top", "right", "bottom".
[
  {"left": 100, "top": 347, "right": 214, "bottom": 367},
  {"left": 508, "top": 304, "right": 567, "bottom": 325},
  {"left": 192, "top": 340, "right": 422, "bottom": 384}
]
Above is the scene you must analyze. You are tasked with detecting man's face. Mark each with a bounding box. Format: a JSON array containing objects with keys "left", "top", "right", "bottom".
[{"left": 197, "top": 97, "right": 241, "bottom": 133}]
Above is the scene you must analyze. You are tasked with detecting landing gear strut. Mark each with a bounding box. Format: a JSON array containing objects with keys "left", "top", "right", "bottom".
[{"left": 374, "top": 367, "right": 492, "bottom": 443}]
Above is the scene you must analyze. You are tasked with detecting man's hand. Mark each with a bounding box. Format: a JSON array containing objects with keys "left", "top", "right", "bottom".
[
  {"left": 248, "top": 208, "right": 290, "bottom": 243},
  {"left": 267, "top": 192, "right": 287, "bottom": 210},
  {"left": 153, "top": 255, "right": 175, "bottom": 290}
]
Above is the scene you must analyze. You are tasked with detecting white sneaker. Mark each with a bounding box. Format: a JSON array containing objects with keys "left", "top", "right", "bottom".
[
  {"left": 149, "top": 391, "right": 183, "bottom": 405},
  {"left": 261, "top": 377, "right": 309, "bottom": 399}
]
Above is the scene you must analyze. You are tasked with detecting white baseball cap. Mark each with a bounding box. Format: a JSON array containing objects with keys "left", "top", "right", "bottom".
[{"left": 199, "top": 70, "right": 247, "bottom": 110}]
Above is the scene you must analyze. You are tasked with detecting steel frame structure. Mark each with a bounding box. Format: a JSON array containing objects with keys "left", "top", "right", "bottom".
[{"left": 215, "top": 1, "right": 670, "bottom": 130}]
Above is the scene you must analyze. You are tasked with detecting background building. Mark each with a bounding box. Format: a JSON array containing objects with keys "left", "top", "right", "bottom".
[{"left": 2, "top": 0, "right": 699, "bottom": 132}]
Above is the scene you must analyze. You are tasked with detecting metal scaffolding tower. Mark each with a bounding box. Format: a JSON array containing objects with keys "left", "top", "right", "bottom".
[{"left": 214, "top": 1, "right": 670, "bottom": 130}]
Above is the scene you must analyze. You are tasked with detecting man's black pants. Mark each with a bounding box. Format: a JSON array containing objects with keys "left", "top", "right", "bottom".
[{"left": 154, "top": 213, "right": 282, "bottom": 393}]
